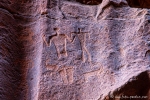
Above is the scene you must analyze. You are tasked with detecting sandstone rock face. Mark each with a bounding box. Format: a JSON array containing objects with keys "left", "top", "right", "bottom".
[{"left": 0, "top": 0, "right": 150, "bottom": 100}]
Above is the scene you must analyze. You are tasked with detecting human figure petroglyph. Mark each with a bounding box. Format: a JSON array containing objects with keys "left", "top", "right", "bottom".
[
  {"left": 43, "top": 28, "right": 73, "bottom": 59},
  {"left": 71, "top": 28, "right": 91, "bottom": 62}
]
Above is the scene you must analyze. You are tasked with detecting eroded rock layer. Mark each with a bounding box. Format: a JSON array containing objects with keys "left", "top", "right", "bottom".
[{"left": 0, "top": 0, "right": 150, "bottom": 100}]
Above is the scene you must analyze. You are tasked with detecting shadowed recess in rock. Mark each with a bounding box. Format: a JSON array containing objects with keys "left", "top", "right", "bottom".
[
  {"left": 67, "top": 0, "right": 103, "bottom": 5},
  {"left": 127, "top": 0, "right": 150, "bottom": 8},
  {"left": 105, "top": 70, "right": 150, "bottom": 100},
  {"left": 0, "top": 27, "right": 25, "bottom": 100}
]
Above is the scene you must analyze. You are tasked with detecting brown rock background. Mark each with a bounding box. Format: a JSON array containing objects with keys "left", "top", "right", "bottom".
[{"left": 0, "top": 0, "right": 150, "bottom": 100}]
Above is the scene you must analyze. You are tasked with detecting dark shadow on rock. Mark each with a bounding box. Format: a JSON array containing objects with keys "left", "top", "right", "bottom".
[
  {"left": 105, "top": 70, "right": 150, "bottom": 100},
  {"left": 127, "top": 0, "right": 150, "bottom": 8}
]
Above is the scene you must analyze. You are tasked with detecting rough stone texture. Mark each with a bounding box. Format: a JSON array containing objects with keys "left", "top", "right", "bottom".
[
  {"left": 0, "top": 0, "right": 150, "bottom": 100},
  {"left": 0, "top": 0, "right": 42, "bottom": 100}
]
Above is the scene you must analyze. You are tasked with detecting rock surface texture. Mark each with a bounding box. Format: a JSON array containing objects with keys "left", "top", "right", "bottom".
[{"left": 0, "top": 0, "right": 150, "bottom": 100}]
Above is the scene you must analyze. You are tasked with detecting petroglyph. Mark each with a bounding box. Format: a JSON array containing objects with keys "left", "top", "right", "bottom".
[
  {"left": 83, "top": 67, "right": 103, "bottom": 82},
  {"left": 45, "top": 58, "right": 59, "bottom": 73},
  {"left": 66, "top": 68, "right": 74, "bottom": 84},
  {"left": 45, "top": 59, "right": 59, "bottom": 71},
  {"left": 44, "top": 63, "right": 74, "bottom": 85},
  {"left": 59, "top": 68, "right": 68, "bottom": 84},
  {"left": 43, "top": 28, "right": 73, "bottom": 59},
  {"left": 71, "top": 28, "right": 91, "bottom": 62},
  {"left": 58, "top": 67, "right": 74, "bottom": 85}
]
